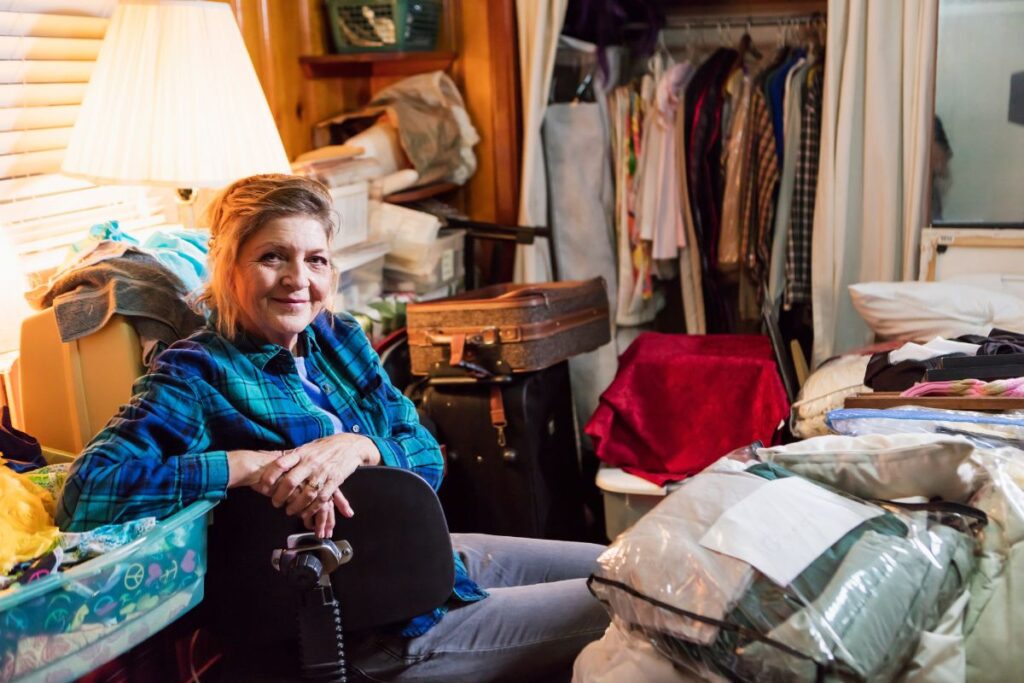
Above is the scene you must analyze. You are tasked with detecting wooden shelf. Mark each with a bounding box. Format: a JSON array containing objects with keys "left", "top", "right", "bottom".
[
  {"left": 844, "top": 392, "right": 1024, "bottom": 411},
  {"left": 299, "top": 51, "right": 456, "bottom": 79}
]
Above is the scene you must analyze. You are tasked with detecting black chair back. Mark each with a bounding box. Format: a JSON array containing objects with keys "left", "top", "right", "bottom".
[{"left": 205, "top": 466, "right": 455, "bottom": 646}]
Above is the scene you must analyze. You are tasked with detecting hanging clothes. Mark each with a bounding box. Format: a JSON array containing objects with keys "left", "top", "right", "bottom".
[
  {"left": 542, "top": 37, "right": 622, "bottom": 439},
  {"left": 676, "top": 82, "right": 707, "bottom": 335},
  {"left": 684, "top": 48, "right": 739, "bottom": 332},
  {"left": 635, "top": 62, "right": 694, "bottom": 261},
  {"left": 718, "top": 66, "right": 754, "bottom": 276},
  {"left": 612, "top": 81, "right": 660, "bottom": 327},
  {"left": 767, "top": 55, "right": 813, "bottom": 306},
  {"left": 785, "top": 64, "right": 824, "bottom": 308},
  {"left": 740, "top": 79, "right": 779, "bottom": 296}
]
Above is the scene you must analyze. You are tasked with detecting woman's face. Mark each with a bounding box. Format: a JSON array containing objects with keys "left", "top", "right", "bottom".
[{"left": 232, "top": 214, "right": 332, "bottom": 353}]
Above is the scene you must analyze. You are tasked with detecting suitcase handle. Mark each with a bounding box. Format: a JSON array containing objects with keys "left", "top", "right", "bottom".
[
  {"left": 425, "top": 326, "right": 503, "bottom": 348},
  {"left": 417, "top": 307, "right": 608, "bottom": 349}
]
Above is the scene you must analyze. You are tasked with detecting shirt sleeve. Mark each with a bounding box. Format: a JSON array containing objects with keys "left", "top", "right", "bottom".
[
  {"left": 365, "top": 374, "right": 444, "bottom": 491},
  {"left": 56, "top": 366, "right": 229, "bottom": 532}
]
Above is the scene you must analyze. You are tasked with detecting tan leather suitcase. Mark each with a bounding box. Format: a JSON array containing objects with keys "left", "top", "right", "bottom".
[{"left": 406, "top": 278, "right": 611, "bottom": 377}]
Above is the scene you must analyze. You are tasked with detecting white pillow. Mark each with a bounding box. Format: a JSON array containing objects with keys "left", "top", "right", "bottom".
[
  {"left": 758, "top": 433, "right": 976, "bottom": 502},
  {"left": 944, "top": 272, "right": 1024, "bottom": 301},
  {"left": 791, "top": 354, "right": 871, "bottom": 439},
  {"left": 848, "top": 281, "right": 1024, "bottom": 341}
]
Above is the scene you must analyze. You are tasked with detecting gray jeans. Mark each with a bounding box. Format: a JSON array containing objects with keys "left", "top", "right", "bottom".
[{"left": 349, "top": 534, "right": 610, "bottom": 683}]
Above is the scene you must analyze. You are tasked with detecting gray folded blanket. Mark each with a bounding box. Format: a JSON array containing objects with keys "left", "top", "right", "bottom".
[{"left": 28, "top": 243, "right": 205, "bottom": 368}]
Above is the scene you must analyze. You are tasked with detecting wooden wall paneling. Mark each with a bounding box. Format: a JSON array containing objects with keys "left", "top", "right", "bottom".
[
  {"left": 451, "top": 0, "right": 519, "bottom": 282},
  {"left": 222, "top": 0, "right": 353, "bottom": 161},
  {"left": 297, "top": 0, "right": 363, "bottom": 149},
  {"left": 452, "top": 0, "right": 520, "bottom": 226},
  {"left": 223, "top": 0, "right": 521, "bottom": 236}
]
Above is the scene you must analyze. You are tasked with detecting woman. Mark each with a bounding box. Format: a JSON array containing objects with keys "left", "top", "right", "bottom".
[{"left": 56, "top": 175, "right": 608, "bottom": 681}]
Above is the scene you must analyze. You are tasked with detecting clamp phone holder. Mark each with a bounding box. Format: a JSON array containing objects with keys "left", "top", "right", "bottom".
[{"left": 272, "top": 533, "right": 354, "bottom": 682}]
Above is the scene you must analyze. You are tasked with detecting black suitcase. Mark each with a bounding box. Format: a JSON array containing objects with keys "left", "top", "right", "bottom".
[{"left": 418, "top": 361, "right": 587, "bottom": 540}]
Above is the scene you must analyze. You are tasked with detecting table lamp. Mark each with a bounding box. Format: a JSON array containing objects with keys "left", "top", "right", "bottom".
[{"left": 61, "top": 0, "right": 290, "bottom": 226}]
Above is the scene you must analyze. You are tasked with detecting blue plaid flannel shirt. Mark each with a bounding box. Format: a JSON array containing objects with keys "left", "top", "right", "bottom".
[{"left": 57, "top": 311, "right": 486, "bottom": 636}]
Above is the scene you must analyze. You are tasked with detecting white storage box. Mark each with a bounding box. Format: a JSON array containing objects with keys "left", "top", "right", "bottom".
[
  {"left": 333, "top": 239, "right": 389, "bottom": 314},
  {"left": 596, "top": 468, "right": 670, "bottom": 540},
  {"left": 331, "top": 181, "right": 369, "bottom": 249},
  {"left": 384, "top": 229, "right": 465, "bottom": 295}
]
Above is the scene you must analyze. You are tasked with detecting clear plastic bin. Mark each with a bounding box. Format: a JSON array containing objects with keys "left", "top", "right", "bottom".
[
  {"left": 0, "top": 501, "right": 214, "bottom": 682},
  {"left": 384, "top": 229, "right": 465, "bottom": 295},
  {"left": 333, "top": 239, "right": 389, "bottom": 314},
  {"left": 596, "top": 468, "right": 671, "bottom": 540},
  {"left": 330, "top": 181, "right": 369, "bottom": 249}
]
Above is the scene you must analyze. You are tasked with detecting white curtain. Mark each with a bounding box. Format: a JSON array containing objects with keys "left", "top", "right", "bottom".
[
  {"left": 811, "top": 0, "right": 938, "bottom": 365},
  {"left": 514, "top": 0, "right": 568, "bottom": 283}
]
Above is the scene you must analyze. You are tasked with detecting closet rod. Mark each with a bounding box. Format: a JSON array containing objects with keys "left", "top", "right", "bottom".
[{"left": 627, "top": 12, "right": 824, "bottom": 32}]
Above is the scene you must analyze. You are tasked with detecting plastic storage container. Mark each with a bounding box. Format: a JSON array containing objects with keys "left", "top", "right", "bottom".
[
  {"left": 595, "top": 468, "right": 670, "bottom": 540},
  {"left": 333, "top": 239, "right": 390, "bottom": 314},
  {"left": 331, "top": 181, "right": 369, "bottom": 250},
  {"left": 0, "top": 501, "right": 214, "bottom": 682},
  {"left": 384, "top": 228, "right": 464, "bottom": 296},
  {"left": 325, "top": 0, "right": 442, "bottom": 53}
]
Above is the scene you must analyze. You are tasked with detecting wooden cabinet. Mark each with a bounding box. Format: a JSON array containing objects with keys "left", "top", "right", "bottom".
[{"left": 220, "top": 0, "right": 520, "bottom": 225}]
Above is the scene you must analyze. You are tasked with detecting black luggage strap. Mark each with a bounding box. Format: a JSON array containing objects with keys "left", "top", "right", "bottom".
[
  {"left": 587, "top": 575, "right": 835, "bottom": 681},
  {"left": 489, "top": 385, "right": 507, "bottom": 447},
  {"left": 872, "top": 499, "right": 989, "bottom": 527}
]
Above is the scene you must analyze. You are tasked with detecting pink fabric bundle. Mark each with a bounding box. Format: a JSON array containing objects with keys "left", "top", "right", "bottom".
[{"left": 902, "top": 376, "right": 1024, "bottom": 398}]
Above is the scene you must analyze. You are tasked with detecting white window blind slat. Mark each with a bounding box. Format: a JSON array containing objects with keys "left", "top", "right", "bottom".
[
  {"left": 0, "top": 171, "right": 87, "bottom": 199},
  {"left": 2, "top": 0, "right": 174, "bottom": 283},
  {"left": 7, "top": 190, "right": 165, "bottom": 237},
  {"left": 0, "top": 2, "right": 114, "bottom": 19},
  {"left": 0, "top": 35, "right": 101, "bottom": 60},
  {"left": 0, "top": 146, "right": 60, "bottom": 176},
  {"left": 12, "top": 205, "right": 166, "bottom": 251},
  {"left": 0, "top": 59, "right": 92, "bottom": 82},
  {"left": 2, "top": 183, "right": 130, "bottom": 223},
  {"left": 0, "top": 104, "right": 78, "bottom": 130},
  {"left": 0, "top": 11, "right": 107, "bottom": 38},
  {"left": 0, "top": 82, "right": 85, "bottom": 106},
  {"left": 0, "top": 125, "right": 69, "bottom": 154}
]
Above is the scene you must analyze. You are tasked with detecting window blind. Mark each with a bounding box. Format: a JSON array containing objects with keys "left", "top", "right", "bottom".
[{"left": 0, "top": 0, "right": 172, "bottom": 279}]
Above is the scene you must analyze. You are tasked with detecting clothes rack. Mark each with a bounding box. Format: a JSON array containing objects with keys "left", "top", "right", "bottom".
[{"left": 660, "top": 13, "right": 825, "bottom": 31}]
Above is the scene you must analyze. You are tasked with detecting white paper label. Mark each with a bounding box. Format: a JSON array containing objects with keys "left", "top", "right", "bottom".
[
  {"left": 699, "top": 476, "right": 883, "bottom": 587},
  {"left": 441, "top": 249, "right": 455, "bottom": 281}
]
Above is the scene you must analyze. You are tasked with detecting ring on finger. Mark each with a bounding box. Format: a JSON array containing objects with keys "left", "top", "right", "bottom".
[{"left": 303, "top": 478, "right": 323, "bottom": 494}]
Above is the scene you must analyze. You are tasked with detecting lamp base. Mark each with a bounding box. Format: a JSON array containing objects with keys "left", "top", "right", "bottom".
[{"left": 176, "top": 187, "right": 198, "bottom": 228}]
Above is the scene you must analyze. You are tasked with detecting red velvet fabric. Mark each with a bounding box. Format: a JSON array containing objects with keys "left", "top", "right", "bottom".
[{"left": 586, "top": 333, "right": 790, "bottom": 485}]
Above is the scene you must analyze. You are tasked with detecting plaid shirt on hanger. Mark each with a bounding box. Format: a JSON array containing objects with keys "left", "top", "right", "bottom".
[{"left": 786, "top": 64, "right": 823, "bottom": 307}]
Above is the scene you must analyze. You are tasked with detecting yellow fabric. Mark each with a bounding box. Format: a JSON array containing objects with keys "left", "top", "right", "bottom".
[{"left": 0, "top": 463, "right": 60, "bottom": 575}]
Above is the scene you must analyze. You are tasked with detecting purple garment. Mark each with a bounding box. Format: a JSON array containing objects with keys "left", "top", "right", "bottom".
[
  {"left": 0, "top": 406, "right": 44, "bottom": 473},
  {"left": 562, "top": 0, "right": 663, "bottom": 82}
]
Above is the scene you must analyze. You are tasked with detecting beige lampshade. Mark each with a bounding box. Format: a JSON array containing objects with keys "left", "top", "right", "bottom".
[{"left": 61, "top": 0, "right": 290, "bottom": 188}]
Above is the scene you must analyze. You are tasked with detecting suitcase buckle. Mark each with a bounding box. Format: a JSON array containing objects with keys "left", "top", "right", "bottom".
[{"left": 470, "top": 326, "right": 500, "bottom": 345}]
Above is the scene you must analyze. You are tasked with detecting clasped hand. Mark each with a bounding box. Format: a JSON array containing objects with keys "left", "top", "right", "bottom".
[{"left": 251, "top": 433, "right": 382, "bottom": 538}]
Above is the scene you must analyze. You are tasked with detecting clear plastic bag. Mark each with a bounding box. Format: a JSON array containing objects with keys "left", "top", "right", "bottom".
[
  {"left": 827, "top": 407, "right": 1024, "bottom": 449},
  {"left": 963, "top": 447, "right": 1024, "bottom": 683},
  {"left": 588, "top": 449, "right": 982, "bottom": 682}
]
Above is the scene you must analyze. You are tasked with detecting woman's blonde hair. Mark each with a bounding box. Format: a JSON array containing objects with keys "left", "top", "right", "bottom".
[{"left": 197, "top": 174, "right": 337, "bottom": 340}]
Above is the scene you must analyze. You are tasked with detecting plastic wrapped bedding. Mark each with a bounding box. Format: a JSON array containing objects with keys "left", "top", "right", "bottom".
[
  {"left": 758, "top": 433, "right": 977, "bottom": 502},
  {"left": 963, "top": 448, "right": 1024, "bottom": 683},
  {"left": 588, "top": 453, "right": 980, "bottom": 683},
  {"left": 790, "top": 354, "right": 871, "bottom": 438},
  {"left": 573, "top": 622, "right": 727, "bottom": 683},
  {"left": 827, "top": 407, "right": 1024, "bottom": 448}
]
